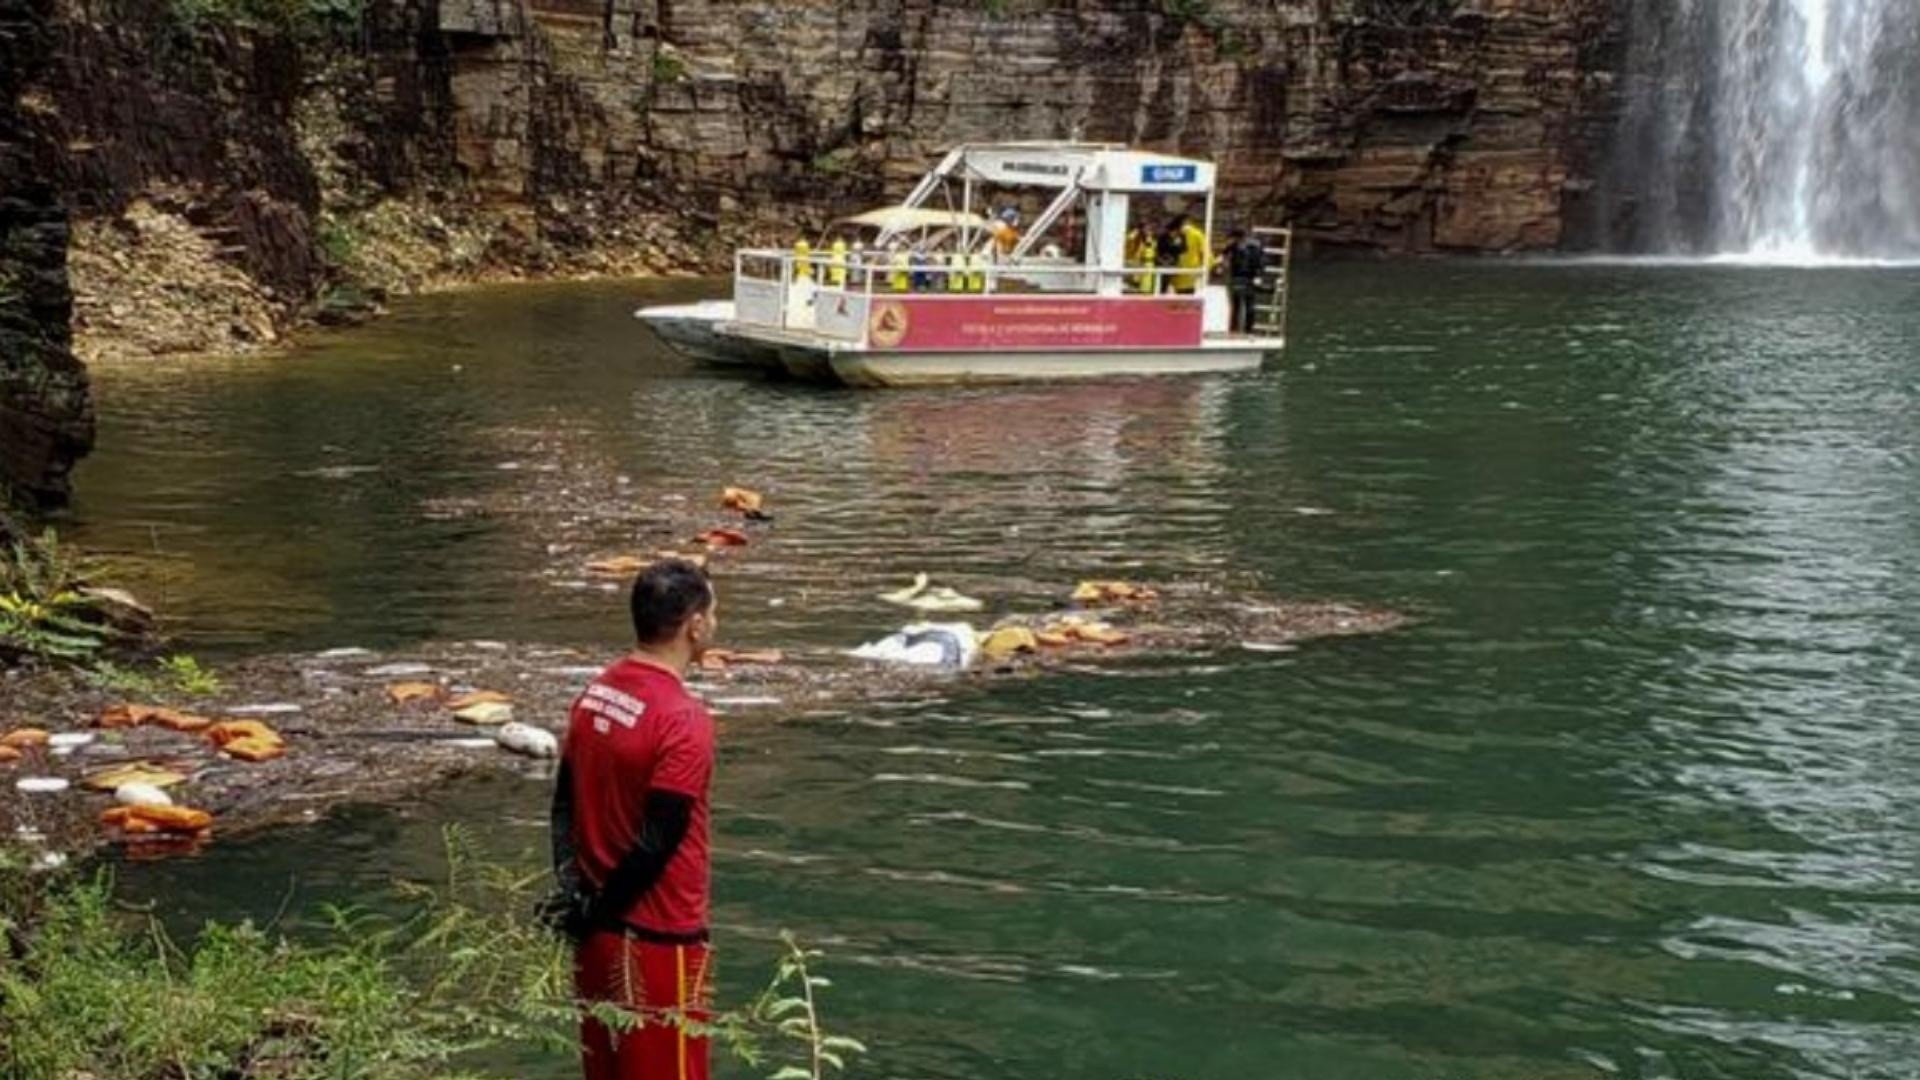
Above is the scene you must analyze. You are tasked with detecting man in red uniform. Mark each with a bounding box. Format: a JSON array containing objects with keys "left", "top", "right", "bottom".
[{"left": 549, "top": 559, "right": 719, "bottom": 1080}]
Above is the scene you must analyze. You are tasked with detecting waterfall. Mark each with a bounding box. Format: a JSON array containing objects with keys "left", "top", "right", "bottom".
[{"left": 1610, "top": 0, "right": 1920, "bottom": 261}]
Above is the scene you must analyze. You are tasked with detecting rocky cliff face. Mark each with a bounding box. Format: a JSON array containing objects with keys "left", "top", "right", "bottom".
[
  {"left": 0, "top": 0, "right": 93, "bottom": 505},
  {"left": 6, "top": 0, "right": 1621, "bottom": 496},
  {"left": 354, "top": 0, "right": 1619, "bottom": 253}
]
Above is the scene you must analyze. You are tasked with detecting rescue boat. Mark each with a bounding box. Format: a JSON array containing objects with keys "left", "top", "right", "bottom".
[{"left": 636, "top": 142, "right": 1293, "bottom": 387}]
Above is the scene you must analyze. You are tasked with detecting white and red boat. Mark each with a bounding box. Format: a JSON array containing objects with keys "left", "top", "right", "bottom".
[{"left": 638, "top": 142, "right": 1292, "bottom": 387}]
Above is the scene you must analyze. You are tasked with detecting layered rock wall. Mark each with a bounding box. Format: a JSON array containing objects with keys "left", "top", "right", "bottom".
[
  {"left": 0, "top": 0, "right": 93, "bottom": 505},
  {"left": 377, "top": 0, "right": 1619, "bottom": 253}
]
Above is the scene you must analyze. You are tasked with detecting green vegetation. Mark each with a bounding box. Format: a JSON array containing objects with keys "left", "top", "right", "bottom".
[
  {"left": 0, "top": 829, "right": 865, "bottom": 1080},
  {"left": 168, "top": 0, "right": 363, "bottom": 38},
  {"left": 160, "top": 653, "right": 224, "bottom": 696},
  {"left": 651, "top": 51, "right": 687, "bottom": 84},
  {"left": 0, "top": 528, "right": 113, "bottom": 664},
  {"left": 318, "top": 213, "right": 360, "bottom": 269},
  {"left": 810, "top": 148, "right": 858, "bottom": 176},
  {"left": 84, "top": 659, "right": 163, "bottom": 696},
  {"left": 1159, "top": 0, "right": 1219, "bottom": 26}
]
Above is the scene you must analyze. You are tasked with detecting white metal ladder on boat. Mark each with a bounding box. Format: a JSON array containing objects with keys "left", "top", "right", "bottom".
[{"left": 1252, "top": 226, "right": 1294, "bottom": 339}]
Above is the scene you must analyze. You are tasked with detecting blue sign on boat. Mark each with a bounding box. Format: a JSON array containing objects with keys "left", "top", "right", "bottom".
[{"left": 1141, "top": 163, "right": 1197, "bottom": 185}]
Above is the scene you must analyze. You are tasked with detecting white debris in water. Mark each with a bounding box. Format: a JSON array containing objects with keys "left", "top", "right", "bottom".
[
  {"left": 15, "top": 777, "right": 70, "bottom": 794},
  {"left": 48, "top": 732, "right": 94, "bottom": 750},
  {"left": 468, "top": 640, "right": 509, "bottom": 651},
  {"left": 453, "top": 701, "right": 514, "bottom": 726},
  {"left": 316, "top": 647, "right": 376, "bottom": 660},
  {"left": 229, "top": 703, "right": 304, "bottom": 715},
  {"left": 115, "top": 783, "right": 173, "bottom": 808},
  {"left": 441, "top": 737, "right": 499, "bottom": 750},
  {"left": 364, "top": 662, "right": 433, "bottom": 678},
  {"left": 495, "top": 721, "right": 558, "bottom": 759},
  {"left": 1239, "top": 642, "right": 1298, "bottom": 654},
  {"left": 35, "top": 851, "right": 67, "bottom": 872},
  {"left": 541, "top": 666, "right": 603, "bottom": 678},
  {"left": 711, "top": 696, "right": 783, "bottom": 708}
]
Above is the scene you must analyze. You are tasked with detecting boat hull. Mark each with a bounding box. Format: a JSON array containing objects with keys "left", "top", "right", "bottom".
[
  {"left": 637, "top": 301, "right": 784, "bottom": 370},
  {"left": 830, "top": 344, "right": 1275, "bottom": 388}
]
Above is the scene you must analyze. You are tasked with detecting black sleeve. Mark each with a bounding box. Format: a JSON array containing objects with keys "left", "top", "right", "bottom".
[
  {"left": 549, "top": 759, "right": 581, "bottom": 891},
  {"left": 587, "top": 789, "right": 695, "bottom": 927}
]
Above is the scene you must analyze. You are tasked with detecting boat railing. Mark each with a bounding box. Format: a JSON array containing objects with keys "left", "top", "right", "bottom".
[
  {"left": 732, "top": 247, "right": 1258, "bottom": 336},
  {"left": 733, "top": 229, "right": 1294, "bottom": 346}
]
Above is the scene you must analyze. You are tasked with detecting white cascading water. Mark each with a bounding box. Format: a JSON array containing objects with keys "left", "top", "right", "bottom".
[{"left": 1618, "top": 0, "right": 1920, "bottom": 262}]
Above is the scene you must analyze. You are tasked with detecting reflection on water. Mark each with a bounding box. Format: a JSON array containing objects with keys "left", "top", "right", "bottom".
[{"left": 89, "top": 265, "right": 1920, "bottom": 1079}]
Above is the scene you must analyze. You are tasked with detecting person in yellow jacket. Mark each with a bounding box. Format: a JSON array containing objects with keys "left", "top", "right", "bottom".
[
  {"left": 826, "top": 236, "right": 849, "bottom": 288},
  {"left": 967, "top": 250, "right": 988, "bottom": 293},
  {"left": 1125, "top": 225, "right": 1157, "bottom": 293},
  {"left": 1169, "top": 214, "right": 1209, "bottom": 294},
  {"left": 946, "top": 250, "right": 968, "bottom": 292},
  {"left": 887, "top": 242, "right": 912, "bottom": 292},
  {"left": 792, "top": 238, "right": 814, "bottom": 282}
]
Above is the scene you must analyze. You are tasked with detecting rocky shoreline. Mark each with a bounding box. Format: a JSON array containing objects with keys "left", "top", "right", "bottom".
[{"left": 2, "top": 591, "right": 1406, "bottom": 865}]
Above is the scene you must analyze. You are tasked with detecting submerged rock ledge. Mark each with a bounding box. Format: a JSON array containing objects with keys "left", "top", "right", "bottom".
[{"left": 0, "top": 593, "right": 1406, "bottom": 862}]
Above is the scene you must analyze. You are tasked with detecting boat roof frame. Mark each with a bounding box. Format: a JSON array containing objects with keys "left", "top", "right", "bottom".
[{"left": 876, "top": 141, "right": 1219, "bottom": 255}]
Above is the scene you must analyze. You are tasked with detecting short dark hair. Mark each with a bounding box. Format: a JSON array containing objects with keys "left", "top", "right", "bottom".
[{"left": 630, "top": 560, "right": 714, "bottom": 645}]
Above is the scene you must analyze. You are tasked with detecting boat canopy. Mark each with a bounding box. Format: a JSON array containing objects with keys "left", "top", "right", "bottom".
[
  {"left": 840, "top": 206, "right": 989, "bottom": 232},
  {"left": 928, "top": 142, "right": 1217, "bottom": 195},
  {"left": 874, "top": 141, "right": 1223, "bottom": 265}
]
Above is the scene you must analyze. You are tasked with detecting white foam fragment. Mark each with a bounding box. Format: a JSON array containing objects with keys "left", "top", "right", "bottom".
[
  {"left": 441, "top": 737, "right": 499, "bottom": 750},
  {"left": 365, "top": 662, "right": 433, "bottom": 678},
  {"left": 15, "top": 777, "right": 69, "bottom": 794}
]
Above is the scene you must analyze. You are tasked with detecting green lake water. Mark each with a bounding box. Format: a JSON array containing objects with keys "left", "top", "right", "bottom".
[{"left": 64, "top": 263, "right": 1920, "bottom": 1079}]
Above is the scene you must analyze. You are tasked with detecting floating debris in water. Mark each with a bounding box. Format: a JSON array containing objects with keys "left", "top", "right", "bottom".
[
  {"left": 294, "top": 464, "right": 381, "bottom": 480},
  {"left": 316, "top": 647, "right": 376, "bottom": 660},
  {"left": 16, "top": 777, "right": 70, "bottom": 794},
  {"left": 364, "top": 662, "right": 433, "bottom": 678}
]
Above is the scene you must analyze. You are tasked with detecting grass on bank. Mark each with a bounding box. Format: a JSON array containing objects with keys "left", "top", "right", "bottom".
[
  {"left": 0, "top": 527, "right": 113, "bottom": 664},
  {"left": 0, "top": 828, "right": 863, "bottom": 1079}
]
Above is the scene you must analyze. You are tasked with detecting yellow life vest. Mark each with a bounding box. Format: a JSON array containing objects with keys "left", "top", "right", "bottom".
[
  {"left": 792, "top": 239, "right": 814, "bottom": 282},
  {"left": 968, "top": 253, "right": 987, "bottom": 293},
  {"left": 826, "top": 238, "right": 849, "bottom": 287},
  {"left": 1129, "top": 236, "right": 1157, "bottom": 292},
  {"left": 889, "top": 250, "right": 911, "bottom": 292},
  {"left": 1172, "top": 223, "right": 1208, "bottom": 292},
  {"left": 946, "top": 252, "right": 967, "bottom": 292}
]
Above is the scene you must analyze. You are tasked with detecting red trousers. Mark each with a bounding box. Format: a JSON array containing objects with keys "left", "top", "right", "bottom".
[{"left": 575, "top": 931, "right": 712, "bottom": 1080}]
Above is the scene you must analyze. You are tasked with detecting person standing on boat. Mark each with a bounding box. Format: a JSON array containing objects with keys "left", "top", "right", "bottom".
[
  {"left": 1224, "top": 227, "right": 1266, "bottom": 333},
  {"left": 887, "top": 240, "right": 912, "bottom": 293},
  {"left": 1155, "top": 216, "right": 1185, "bottom": 294},
  {"left": 549, "top": 559, "right": 721, "bottom": 1080},
  {"left": 990, "top": 207, "right": 1021, "bottom": 257},
  {"left": 1169, "top": 214, "right": 1210, "bottom": 295},
  {"left": 826, "top": 235, "right": 850, "bottom": 288},
  {"left": 1126, "top": 223, "right": 1158, "bottom": 293}
]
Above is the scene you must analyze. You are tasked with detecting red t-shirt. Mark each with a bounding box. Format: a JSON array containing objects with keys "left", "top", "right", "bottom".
[{"left": 565, "top": 657, "right": 715, "bottom": 936}]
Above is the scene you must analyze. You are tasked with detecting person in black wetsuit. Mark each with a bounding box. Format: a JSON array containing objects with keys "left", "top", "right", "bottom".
[{"left": 1224, "top": 227, "right": 1266, "bottom": 334}]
